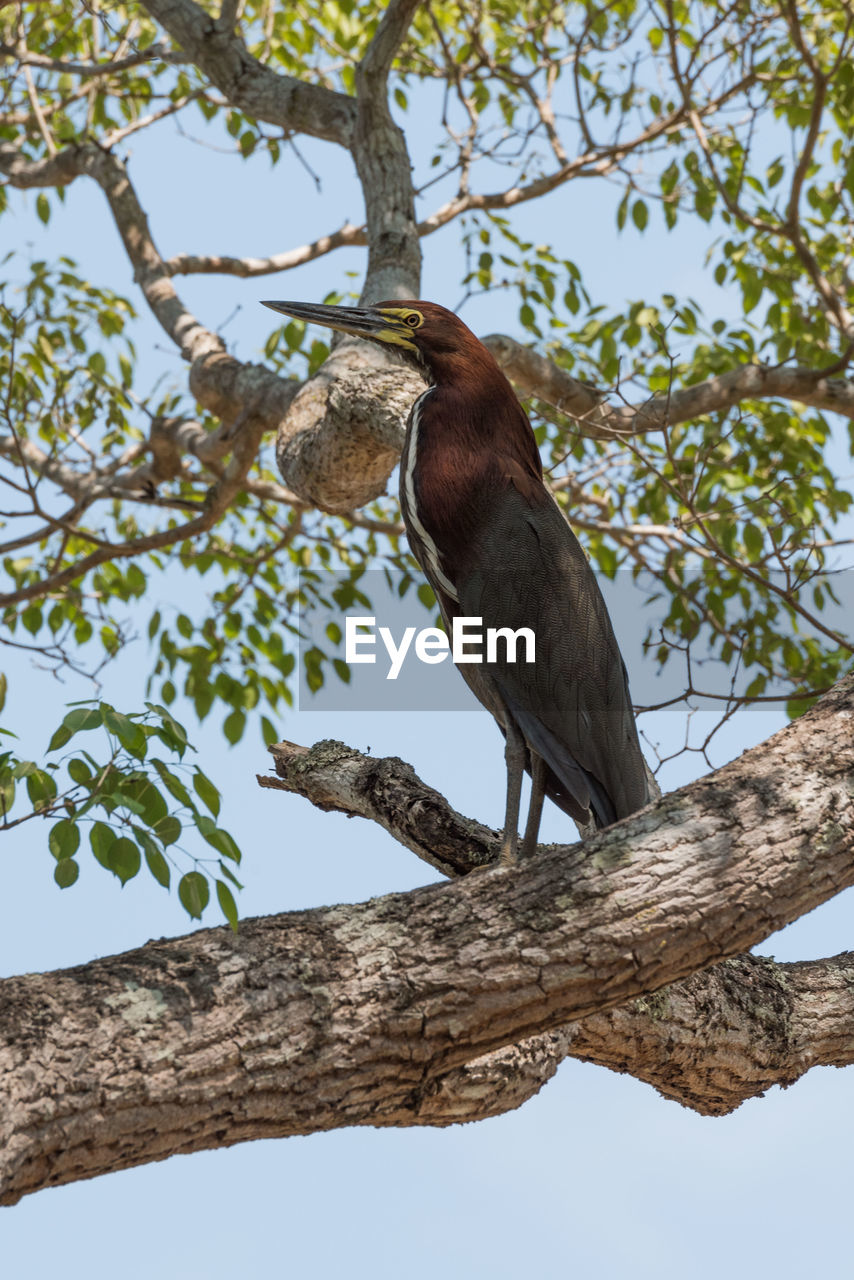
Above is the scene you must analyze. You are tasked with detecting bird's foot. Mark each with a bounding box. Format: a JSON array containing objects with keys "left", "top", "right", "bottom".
[{"left": 497, "top": 833, "right": 518, "bottom": 867}]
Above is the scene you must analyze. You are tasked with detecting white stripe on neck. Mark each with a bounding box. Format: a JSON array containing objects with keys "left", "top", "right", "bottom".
[{"left": 402, "top": 390, "right": 460, "bottom": 603}]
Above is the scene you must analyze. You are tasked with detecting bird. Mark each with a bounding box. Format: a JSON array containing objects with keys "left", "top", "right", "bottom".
[{"left": 262, "top": 298, "right": 650, "bottom": 861}]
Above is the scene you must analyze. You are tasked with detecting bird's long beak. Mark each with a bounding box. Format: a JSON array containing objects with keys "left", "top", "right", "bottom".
[{"left": 261, "top": 300, "right": 417, "bottom": 350}]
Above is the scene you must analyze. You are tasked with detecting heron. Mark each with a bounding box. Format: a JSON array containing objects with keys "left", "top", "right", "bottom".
[{"left": 262, "top": 298, "right": 649, "bottom": 862}]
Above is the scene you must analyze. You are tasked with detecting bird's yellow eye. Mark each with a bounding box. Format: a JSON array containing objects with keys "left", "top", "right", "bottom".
[
  {"left": 376, "top": 306, "right": 424, "bottom": 348},
  {"left": 382, "top": 306, "right": 424, "bottom": 329}
]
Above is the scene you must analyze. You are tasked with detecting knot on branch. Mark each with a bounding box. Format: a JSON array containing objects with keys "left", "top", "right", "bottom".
[
  {"left": 275, "top": 345, "right": 424, "bottom": 511},
  {"left": 149, "top": 416, "right": 202, "bottom": 481}
]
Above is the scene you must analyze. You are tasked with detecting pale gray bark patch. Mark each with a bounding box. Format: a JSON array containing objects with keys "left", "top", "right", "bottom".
[{"left": 275, "top": 348, "right": 424, "bottom": 510}]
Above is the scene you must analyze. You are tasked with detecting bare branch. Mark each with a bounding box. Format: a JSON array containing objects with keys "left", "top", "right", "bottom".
[
  {"left": 0, "top": 39, "right": 182, "bottom": 76},
  {"left": 0, "top": 403, "right": 268, "bottom": 608},
  {"left": 167, "top": 223, "right": 366, "bottom": 278},
  {"left": 100, "top": 89, "right": 204, "bottom": 148},
  {"left": 260, "top": 739, "right": 499, "bottom": 877},
  {"left": 21, "top": 63, "right": 56, "bottom": 155},
  {"left": 416, "top": 72, "right": 758, "bottom": 237}
]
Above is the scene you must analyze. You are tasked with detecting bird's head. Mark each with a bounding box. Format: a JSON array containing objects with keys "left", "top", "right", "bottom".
[{"left": 261, "top": 298, "right": 492, "bottom": 386}]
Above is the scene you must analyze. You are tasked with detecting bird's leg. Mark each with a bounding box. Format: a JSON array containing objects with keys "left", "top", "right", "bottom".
[
  {"left": 499, "top": 718, "right": 526, "bottom": 865},
  {"left": 520, "top": 750, "right": 545, "bottom": 859}
]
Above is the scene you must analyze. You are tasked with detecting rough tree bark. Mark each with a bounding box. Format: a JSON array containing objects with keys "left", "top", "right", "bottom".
[{"left": 1, "top": 673, "right": 852, "bottom": 1206}]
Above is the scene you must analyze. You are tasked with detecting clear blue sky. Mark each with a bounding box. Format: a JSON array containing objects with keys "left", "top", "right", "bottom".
[{"left": 2, "top": 79, "right": 853, "bottom": 1280}]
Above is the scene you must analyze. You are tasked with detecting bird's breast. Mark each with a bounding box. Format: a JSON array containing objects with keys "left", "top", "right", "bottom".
[{"left": 400, "top": 386, "right": 548, "bottom": 603}]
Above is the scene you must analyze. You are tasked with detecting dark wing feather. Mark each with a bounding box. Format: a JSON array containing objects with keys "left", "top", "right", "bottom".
[{"left": 455, "top": 486, "right": 649, "bottom": 827}]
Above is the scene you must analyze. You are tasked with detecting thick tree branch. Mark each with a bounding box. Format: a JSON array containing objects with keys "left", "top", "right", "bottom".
[
  {"left": 138, "top": 0, "right": 356, "bottom": 146},
  {"left": 258, "top": 687, "right": 854, "bottom": 1117},
  {"left": 419, "top": 952, "right": 854, "bottom": 1123},
  {"left": 483, "top": 334, "right": 854, "bottom": 433},
  {"left": 1, "top": 675, "right": 852, "bottom": 1203},
  {"left": 0, "top": 139, "right": 90, "bottom": 188},
  {"left": 353, "top": 0, "right": 421, "bottom": 300},
  {"left": 361, "top": 0, "right": 420, "bottom": 80},
  {"left": 274, "top": 1, "right": 424, "bottom": 509}
]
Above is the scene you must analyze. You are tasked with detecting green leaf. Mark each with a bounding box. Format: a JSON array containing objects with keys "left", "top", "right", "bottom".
[
  {"left": 26, "top": 768, "right": 57, "bottom": 809},
  {"left": 178, "top": 870, "right": 210, "bottom": 919},
  {"left": 151, "top": 814, "right": 181, "bottom": 846},
  {"left": 90, "top": 820, "right": 114, "bottom": 869},
  {"left": 48, "top": 705, "right": 102, "bottom": 752},
  {"left": 332, "top": 658, "right": 351, "bottom": 684},
  {"left": 743, "top": 523, "right": 764, "bottom": 558},
  {"left": 102, "top": 707, "right": 147, "bottom": 759},
  {"left": 115, "top": 774, "right": 166, "bottom": 822},
  {"left": 632, "top": 199, "right": 648, "bottom": 231},
  {"left": 216, "top": 879, "right": 239, "bottom": 932},
  {"left": 0, "top": 673, "right": 6, "bottom": 713},
  {"left": 223, "top": 709, "right": 246, "bottom": 745},
  {"left": 54, "top": 858, "right": 79, "bottom": 888},
  {"left": 68, "top": 707, "right": 102, "bottom": 731},
  {"left": 218, "top": 860, "right": 244, "bottom": 891},
  {"left": 199, "top": 824, "right": 241, "bottom": 863},
  {"left": 108, "top": 836, "right": 141, "bottom": 885},
  {"left": 47, "top": 724, "right": 73, "bottom": 753},
  {"left": 137, "top": 831, "right": 171, "bottom": 889},
  {"left": 36, "top": 193, "right": 50, "bottom": 225},
  {"left": 616, "top": 190, "right": 629, "bottom": 231},
  {"left": 192, "top": 770, "right": 221, "bottom": 817},
  {"left": 48, "top": 819, "right": 80, "bottom": 860},
  {"left": 67, "top": 757, "right": 92, "bottom": 785},
  {"left": 0, "top": 771, "right": 15, "bottom": 815},
  {"left": 145, "top": 703, "right": 189, "bottom": 757},
  {"left": 151, "top": 759, "right": 192, "bottom": 807}
]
